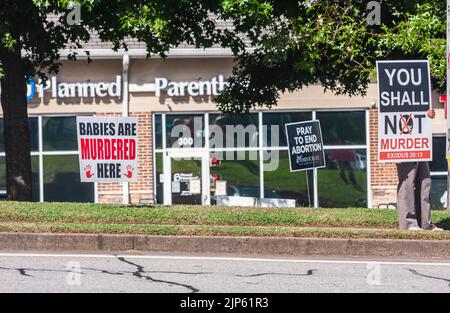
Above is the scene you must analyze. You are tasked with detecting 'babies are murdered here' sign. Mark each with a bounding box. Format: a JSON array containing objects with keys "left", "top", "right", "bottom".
[{"left": 77, "top": 116, "right": 138, "bottom": 182}]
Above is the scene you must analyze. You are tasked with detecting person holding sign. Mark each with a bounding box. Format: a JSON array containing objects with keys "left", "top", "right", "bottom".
[{"left": 396, "top": 109, "right": 443, "bottom": 231}]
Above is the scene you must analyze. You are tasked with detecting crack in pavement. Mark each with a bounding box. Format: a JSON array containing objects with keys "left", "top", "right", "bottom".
[
  {"left": 235, "top": 269, "right": 317, "bottom": 278},
  {"left": 116, "top": 257, "right": 200, "bottom": 293},
  {"left": 408, "top": 269, "right": 450, "bottom": 287}
]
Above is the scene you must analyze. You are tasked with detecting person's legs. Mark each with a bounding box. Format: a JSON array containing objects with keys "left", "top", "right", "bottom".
[
  {"left": 415, "top": 162, "right": 432, "bottom": 230},
  {"left": 396, "top": 162, "right": 419, "bottom": 230}
]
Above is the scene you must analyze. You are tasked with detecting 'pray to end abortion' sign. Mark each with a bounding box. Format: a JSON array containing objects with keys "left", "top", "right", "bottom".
[
  {"left": 377, "top": 60, "right": 433, "bottom": 163},
  {"left": 285, "top": 120, "right": 326, "bottom": 172},
  {"left": 77, "top": 116, "right": 138, "bottom": 182}
]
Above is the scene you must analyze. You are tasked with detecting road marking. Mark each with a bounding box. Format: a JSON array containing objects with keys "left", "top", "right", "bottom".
[{"left": 0, "top": 252, "right": 450, "bottom": 266}]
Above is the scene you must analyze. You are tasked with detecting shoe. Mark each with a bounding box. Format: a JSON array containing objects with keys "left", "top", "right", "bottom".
[
  {"left": 429, "top": 225, "right": 444, "bottom": 232},
  {"left": 407, "top": 226, "right": 423, "bottom": 231}
]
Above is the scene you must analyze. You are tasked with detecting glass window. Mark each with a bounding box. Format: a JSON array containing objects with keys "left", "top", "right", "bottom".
[
  {"left": 263, "top": 150, "right": 314, "bottom": 207},
  {"left": 318, "top": 149, "right": 367, "bottom": 208},
  {"left": 43, "top": 155, "right": 94, "bottom": 202},
  {"left": 155, "top": 152, "right": 164, "bottom": 204},
  {"left": 209, "top": 113, "right": 258, "bottom": 148},
  {"left": 0, "top": 157, "right": 5, "bottom": 199},
  {"left": 263, "top": 112, "right": 312, "bottom": 147},
  {"left": 316, "top": 111, "right": 366, "bottom": 146},
  {"left": 0, "top": 117, "right": 39, "bottom": 152},
  {"left": 154, "top": 114, "right": 163, "bottom": 150},
  {"left": 210, "top": 151, "right": 260, "bottom": 201},
  {"left": 430, "top": 136, "right": 447, "bottom": 172},
  {"left": 43, "top": 116, "right": 78, "bottom": 151},
  {"left": 0, "top": 156, "right": 39, "bottom": 201},
  {"left": 166, "top": 114, "right": 204, "bottom": 148},
  {"left": 430, "top": 176, "right": 447, "bottom": 210},
  {"left": 31, "top": 156, "right": 39, "bottom": 202}
]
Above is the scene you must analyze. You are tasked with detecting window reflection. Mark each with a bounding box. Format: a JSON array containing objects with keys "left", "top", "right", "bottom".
[
  {"left": 318, "top": 149, "right": 367, "bottom": 208},
  {"left": 317, "top": 111, "right": 366, "bottom": 146},
  {"left": 263, "top": 150, "right": 314, "bottom": 207},
  {"left": 166, "top": 114, "right": 204, "bottom": 148}
]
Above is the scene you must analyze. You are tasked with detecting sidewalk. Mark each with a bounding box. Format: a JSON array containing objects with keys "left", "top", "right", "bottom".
[{"left": 1, "top": 232, "right": 450, "bottom": 259}]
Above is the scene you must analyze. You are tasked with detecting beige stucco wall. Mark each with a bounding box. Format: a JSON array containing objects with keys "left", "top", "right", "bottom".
[{"left": 0, "top": 56, "right": 445, "bottom": 134}]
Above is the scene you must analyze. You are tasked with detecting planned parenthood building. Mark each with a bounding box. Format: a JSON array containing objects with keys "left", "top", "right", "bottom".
[{"left": 0, "top": 45, "right": 448, "bottom": 209}]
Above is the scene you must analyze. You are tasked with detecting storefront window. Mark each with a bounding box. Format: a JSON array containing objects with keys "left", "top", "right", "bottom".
[
  {"left": 154, "top": 111, "right": 369, "bottom": 208},
  {"left": 43, "top": 155, "right": 94, "bottom": 202},
  {"left": 209, "top": 113, "right": 258, "bottom": 148},
  {"left": 210, "top": 151, "right": 260, "bottom": 202},
  {"left": 317, "top": 111, "right": 366, "bottom": 146},
  {"left": 154, "top": 114, "right": 163, "bottom": 149},
  {"left": 263, "top": 112, "right": 312, "bottom": 147},
  {"left": 430, "top": 136, "right": 448, "bottom": 210},
  {"left": 155, "top": 153, "right": 164, "bottom": 204},
  {"left": 318, "top": 149, "right": 367, "bottom": 208},
  {"left": 0, "top": 117, "right": 39, "bottom": 152},
  {"left": 430, "top": 136, "right": 447, "bottom": 172},
  {"left": 166, "top": 114, "right": 204, "bottom": 148},
  {"left": 43, "top": 116, "right": 78, "bottom": 151},
  {"left": 0, "top": 156, "right": 41, "bottom": 202},
  {"left": 430, "top": 176, "right": 447, "bottom": 210},
  {"left": 263, "top": 150, "right": 314, "bottom": 207}
]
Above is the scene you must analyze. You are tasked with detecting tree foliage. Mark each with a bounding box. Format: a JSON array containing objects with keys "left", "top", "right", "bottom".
[{"left": 215, "top": 0, "right": 447, "bottom": 113}]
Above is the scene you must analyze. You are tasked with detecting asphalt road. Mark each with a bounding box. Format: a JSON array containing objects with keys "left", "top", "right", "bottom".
[{"left": 0, "top": 252, "right": 449, "bottom": 293}]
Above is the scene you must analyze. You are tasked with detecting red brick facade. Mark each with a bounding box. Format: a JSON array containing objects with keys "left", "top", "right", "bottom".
[{"left": 369, "top": 107, "right": 398, "bottom": 207}]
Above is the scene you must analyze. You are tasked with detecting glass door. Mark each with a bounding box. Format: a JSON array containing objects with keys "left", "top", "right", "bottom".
[{"left": 163, "top": 151, "right": 209, "bottom": 205}]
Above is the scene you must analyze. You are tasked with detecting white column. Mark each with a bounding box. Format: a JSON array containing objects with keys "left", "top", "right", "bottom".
[{"left": 122, "top": 55, "right": 130, "bottom": 205}]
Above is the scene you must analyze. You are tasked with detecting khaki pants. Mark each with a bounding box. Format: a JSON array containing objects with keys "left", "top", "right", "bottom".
[{"left": 396, "top": 162, "right": 432, "bottom": 230}]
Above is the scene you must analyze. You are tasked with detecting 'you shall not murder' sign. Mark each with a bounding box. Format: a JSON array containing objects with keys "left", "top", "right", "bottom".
[
  {"left": 285, "top": 120, "right": 325, "bottom": 172},
  {"left": 377, "top": 60, "right": 432, "bottom": 162},
  {"left": 77, "top": 116, "right": 138, "bottom": 182}
]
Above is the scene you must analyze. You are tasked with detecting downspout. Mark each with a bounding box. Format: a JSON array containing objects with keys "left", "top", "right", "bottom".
[{"left": 122, "top": 54, "right": 130, "bottom": 205}]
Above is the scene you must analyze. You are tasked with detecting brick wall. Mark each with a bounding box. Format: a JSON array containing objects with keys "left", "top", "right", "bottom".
[
  {"left": 97, "top": 112, "right": 154, "bottom": 204},
  {"left": 369, "top": 107, "right": 398, "bottom": 207}
]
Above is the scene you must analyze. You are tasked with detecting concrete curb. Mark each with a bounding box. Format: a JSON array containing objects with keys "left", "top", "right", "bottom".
[{"left": 1, "top": 232, "right": 450, "bottom": 258}]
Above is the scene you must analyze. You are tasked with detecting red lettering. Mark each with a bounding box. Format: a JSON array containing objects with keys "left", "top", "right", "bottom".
[
  {"left": 123, "top": 139, "right": 129, "bottom": 160},
  {"left": 104, "top": 139, "right": 111, "bottom": 160},
  {"left": 97, "top": 139, "right": 104, "bottom": 159},
  {"left": 90, "top": 139, "right": 97, "bottom": 160},
  {"left": 111, "top": 139, "right": 117, "bottom": 160},
  {"left": 129, "top": 139, "right": 136, "bottom": 160},
  {"left": 80, "top": 139, "right": 90, "bottom": 159},
  {"left": 117, "top": 139, "right": 123, "bottom": 160}
]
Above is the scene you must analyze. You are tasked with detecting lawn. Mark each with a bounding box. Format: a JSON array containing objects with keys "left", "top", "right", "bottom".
[{"left": 0, "top": 201, "right": 449, "bottom": 240}]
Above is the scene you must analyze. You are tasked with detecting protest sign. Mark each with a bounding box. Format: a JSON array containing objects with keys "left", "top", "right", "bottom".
[
  {"left": 285, "top": 120, "right": 325, "bottom": 172},
  {"left": 377, "top": 60, "right": 433, "bottom": 162},
  {"left": 77, "top": 116, "right": 138, "bottom": 182}
]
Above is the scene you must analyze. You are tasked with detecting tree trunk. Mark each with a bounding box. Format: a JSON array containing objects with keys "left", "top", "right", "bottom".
[{"left": 0, "top": 44, "right": 32, "bottom": 201}]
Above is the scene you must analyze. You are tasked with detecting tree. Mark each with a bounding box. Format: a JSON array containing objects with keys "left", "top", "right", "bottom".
[
  {"left": 0, "top": 0, "right": 272, "bottom": 200},
  {"left": 215, "top": 1, "right": 446, "bottom": 113}
]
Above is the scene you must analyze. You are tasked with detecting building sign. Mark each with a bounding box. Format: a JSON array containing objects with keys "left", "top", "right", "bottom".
[
  {"left": 27, "top": 76, "right": 121, "bottom": 100},
  {"left": 26, "top": 76, "right": 35, "bottom": 100},
  {"left": 76, "top": 116, "right": 138, "bottom": 182},
  {"left": 172, "top": 173, "right": 200, "bottom": 196},
  {"left": 285, "top": 120, "right": 326, "bottom": 172},
  {"left": 154, "top": 75, "right": 227, "bottom": 97},
  {"left": 377, "top": 60, "right": 432, "bottom": 162}
]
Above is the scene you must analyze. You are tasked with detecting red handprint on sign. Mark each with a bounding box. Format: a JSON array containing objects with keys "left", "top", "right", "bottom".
[
  {"left": 84, "top": 165, "right": 94, "bottom": 178},
  {"left": 124, "top": 165, "right": 134, "bottom": 179}
]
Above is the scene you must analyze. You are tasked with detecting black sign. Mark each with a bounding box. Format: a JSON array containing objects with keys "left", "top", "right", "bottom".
[
  {"left": 285, "top": 120, "right": 325, "bottom": 172},
  {"left": 377, "top": 60, "right": 431, "bottom": 113}
]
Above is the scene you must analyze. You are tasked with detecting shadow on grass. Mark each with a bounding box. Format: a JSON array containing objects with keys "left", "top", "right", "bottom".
[{"left": 434, "top": 218, "right": 450, "bottom": 230}]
